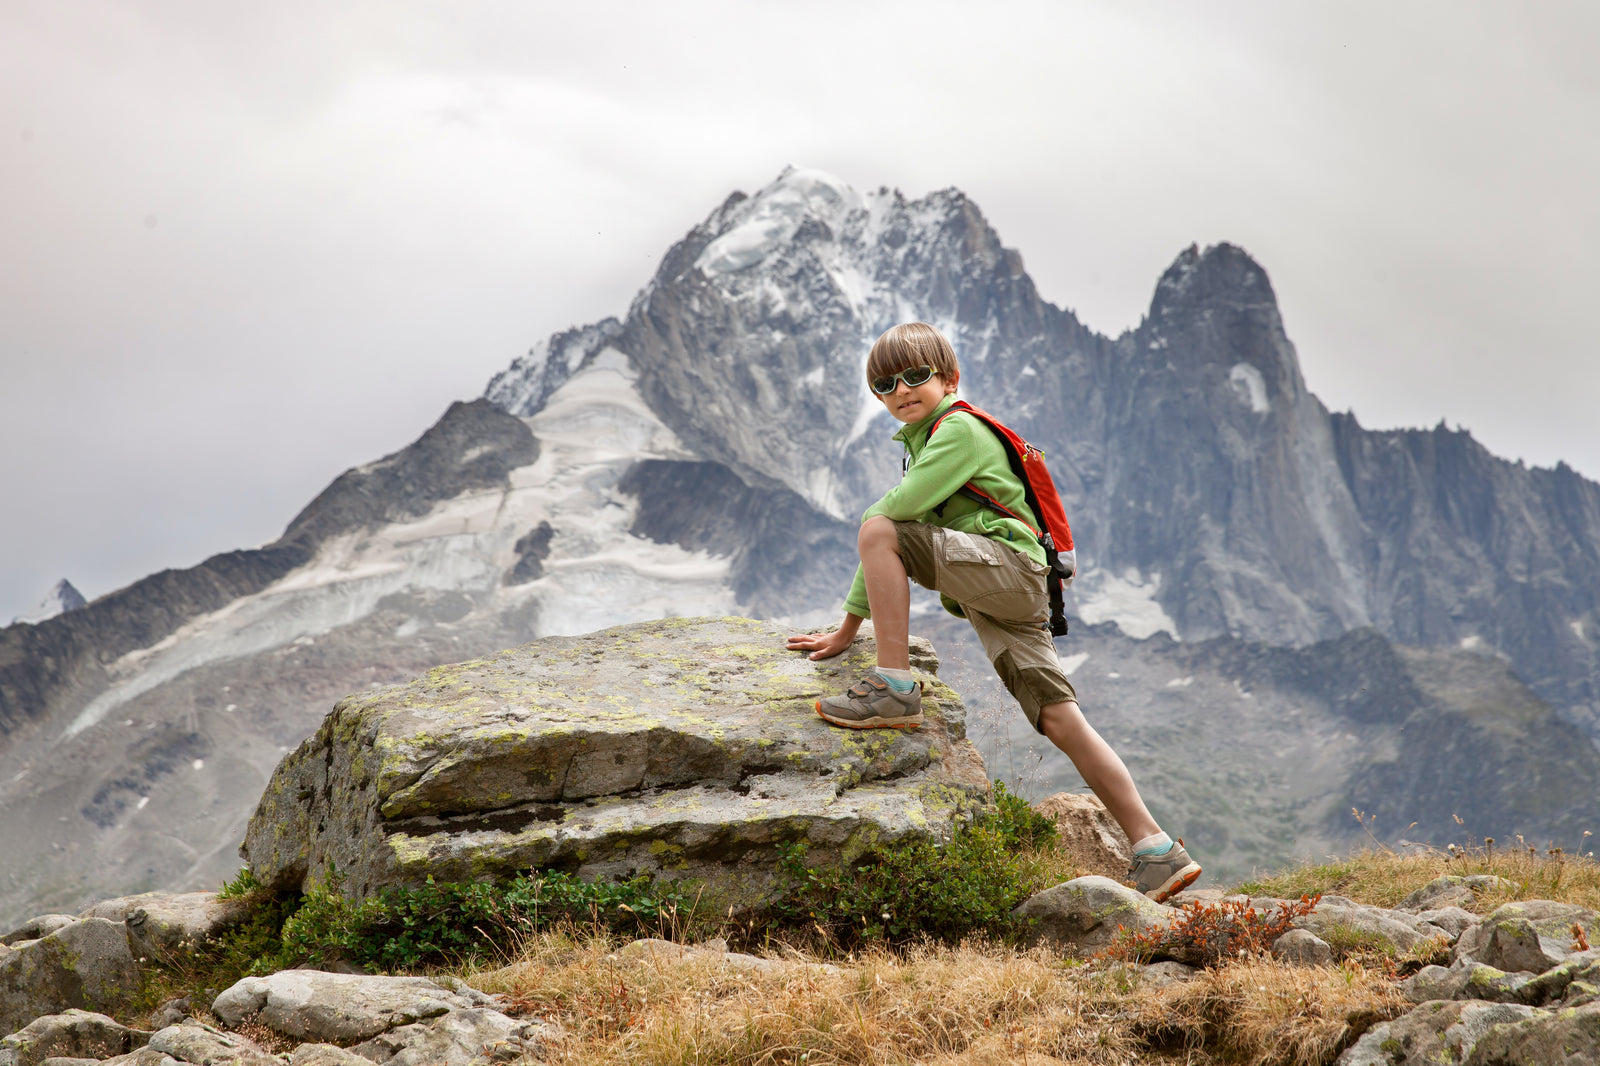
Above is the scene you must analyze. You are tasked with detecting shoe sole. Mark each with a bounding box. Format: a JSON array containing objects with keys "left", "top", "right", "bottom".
[
  {"left": 815, "top": 701, "right": 923, "bottom": 730},
  {"left": 1145, "top": 861, "right": 1203, "bottom": 904}
]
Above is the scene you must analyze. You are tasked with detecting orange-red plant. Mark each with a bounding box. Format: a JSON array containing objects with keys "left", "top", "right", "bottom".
[{"left": 1104, "top": 894, "right": 1322, "bottom": 967}]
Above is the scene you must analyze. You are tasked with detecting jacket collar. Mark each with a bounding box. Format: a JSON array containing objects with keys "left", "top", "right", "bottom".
[{"left": 892, "top": 393, "right": 961, "bottom": 450}]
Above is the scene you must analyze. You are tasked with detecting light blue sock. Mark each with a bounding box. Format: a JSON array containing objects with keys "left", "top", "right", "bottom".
[
  {"left": 1133, "top": 831, "right": 1174, "bottom": 857},
  {"left": 875, "top": 667, "right": 916, "bottom": 693}
]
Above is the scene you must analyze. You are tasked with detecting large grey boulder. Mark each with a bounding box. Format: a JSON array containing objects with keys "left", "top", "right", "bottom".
[
  {"left": 1012, "top": 875, "right": 1173, "bottom": 954},
  {"left": 79, "top": 893, "right": 252, "bottom": 961},
  {"left": 1453, "top": 899, "right": 1595, "bottom": 972},
  {"left": 0, "top": 1009, "right": 149, "bottom": 1066},
  {"left": 0, "top": 920, "right": 139, "bottom": 1037},
  {"left": 211, "top": 972, "right": 490, "bottom": 1045},
  {"left": 240, "top": 618, "right": 989, "bottom": 909}
]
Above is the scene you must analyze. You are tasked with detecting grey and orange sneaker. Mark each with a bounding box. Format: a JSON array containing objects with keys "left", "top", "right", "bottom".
[
  {"left": 816, "top": 672, "right": 923, "bottom": 730},
  {"left": 1126, "top": 839, "right": 1202, "bottom": 903}
]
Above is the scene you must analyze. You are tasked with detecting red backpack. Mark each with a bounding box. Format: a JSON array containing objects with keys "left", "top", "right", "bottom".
[{"left": 927, "top": 401, "right": 1077, "bottom": 636}]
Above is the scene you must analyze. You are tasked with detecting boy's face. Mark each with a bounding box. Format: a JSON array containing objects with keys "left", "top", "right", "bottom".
[{"left": 876, "top": 367, "right": 958, "bottom": 425}]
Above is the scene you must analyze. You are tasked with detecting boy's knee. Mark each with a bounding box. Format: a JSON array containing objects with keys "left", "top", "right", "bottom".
[{"left": 859, "top": 515, "right": 899, "bottom": 553}]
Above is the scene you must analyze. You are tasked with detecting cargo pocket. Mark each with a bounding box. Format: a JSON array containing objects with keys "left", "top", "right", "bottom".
[{"left": 938, "top": 529, "right": 1000, "bottom": 566}]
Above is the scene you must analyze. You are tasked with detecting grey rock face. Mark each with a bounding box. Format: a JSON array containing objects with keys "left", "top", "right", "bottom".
[
  {"left": 0, "top": 920, "right": 138, "bottom": 1038},
  {"left": 1012, "top": 875, "right": 1174, "bottom": 954},
  {"left": 242, "top": 617, "right": 988, "bottom": 908}
]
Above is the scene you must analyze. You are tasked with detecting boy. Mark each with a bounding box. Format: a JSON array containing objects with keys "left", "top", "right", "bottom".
[{"left": 786, "top": 322, "right": 1201, "bottom": 903}]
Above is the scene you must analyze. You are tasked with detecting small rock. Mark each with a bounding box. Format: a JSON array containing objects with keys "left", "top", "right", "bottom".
[
  {"left": 0, "top": 1009, "right": 150, "bottom": 1066},
  {"left": 1414, "top": 906, "right": 1478, "bottom": 940},
  {"left": 1271, "top": 928, "right": 1333, "bottom": 967},
  {"left": 1031, "top": 793, "right": 1132, "bottom": 878},
  {"left": 288, "top": 1044, "right": 372, "bottom": 1066},
  {"left": 349, "top": 1007, "right": 529, "bottom": 1066},
  {"left": 146, "top": 997, "right": 192, "bottom": 1030},
  {"left": 1012, "top": 875, "right": 1173, "bottom": 954},
  {"left": 1395, "top": 875, "right": 1515, "bottom": 914},
  {"left": 1293, "top": 900, "right": 1435, "bottom": 954},
  {"left": 1513, "top": 949, "right": 1600, "bottom": 1007},
  {"left": 211, "top": 971, "right": 479, "bottom": 1044},
  {"left": 1397, "top": 956, "right": 1534, "bottom": 1004},
  {"left": 145, "top": 1022, "right": 277, "bottom": 1065},
  {"left": 0, "top": 918, "right": 78, "bottom": 949}
]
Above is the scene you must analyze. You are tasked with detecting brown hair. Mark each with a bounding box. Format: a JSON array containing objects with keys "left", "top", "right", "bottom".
[{"left": 866, "top": 322, "right": 959, "bottom": 386}]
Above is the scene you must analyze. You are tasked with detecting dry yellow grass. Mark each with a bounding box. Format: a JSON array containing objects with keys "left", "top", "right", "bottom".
[
  {"left": 1132, "top": 958, "right": 1406, "bottom": 1066},
  {"left": 459, "top": 929, "right": 1412, "bottom": 1065},
  {"left": 465, "top": 932, "right": 1155, "bottom": 1065},
  {"left": 1238, "top": 843, "right": 1600, "bottom": 914}
]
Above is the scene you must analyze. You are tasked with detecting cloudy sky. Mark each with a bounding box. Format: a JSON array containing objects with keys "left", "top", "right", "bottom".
[{"left": 3, "top": 1, "right": 1596, "bottom": 622}]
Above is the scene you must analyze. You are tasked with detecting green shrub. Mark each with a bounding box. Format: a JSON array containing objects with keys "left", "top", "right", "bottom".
[
  {"left": 771, "top": 783, "right": 1059, "bottom": 945},
  {"left": 274, "top": 871, "right": 700, "bottom": 971}
]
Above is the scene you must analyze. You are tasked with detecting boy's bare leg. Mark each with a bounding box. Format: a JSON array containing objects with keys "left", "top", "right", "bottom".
[
  {"left": 858, "top": 515, "right": 910, "bottom": 670},
  {"left": 1035, "top": 699, "right": 1160, "bottom": 843}
]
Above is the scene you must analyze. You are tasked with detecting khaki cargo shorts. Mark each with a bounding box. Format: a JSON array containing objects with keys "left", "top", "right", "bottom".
[{"left": 894, "top": 521, "right": 1077, "bottom": 731}]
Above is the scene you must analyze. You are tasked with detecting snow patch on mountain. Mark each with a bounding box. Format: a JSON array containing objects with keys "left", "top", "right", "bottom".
[
  {"left": 1068, "top": 569, "right": 1177, "bottom": 640},
  {"left": 1228, "top": 363, "right": 1269, "bottom": 413}
]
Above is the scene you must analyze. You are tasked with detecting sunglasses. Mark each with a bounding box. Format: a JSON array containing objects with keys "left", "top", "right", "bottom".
[{"left": 870, "top": 365, "right": 937, "bottom": 395}]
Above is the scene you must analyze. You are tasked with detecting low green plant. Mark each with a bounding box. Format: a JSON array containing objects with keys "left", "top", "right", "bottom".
[
  {"left": 216, "top": 867, "right": 262, "bottom": 900},
  {"left": 276, "top": 871, "right": 700, "bottom": 971},
  {"left": 770, "top": 782, "right": 1062, "bottom": 945}
]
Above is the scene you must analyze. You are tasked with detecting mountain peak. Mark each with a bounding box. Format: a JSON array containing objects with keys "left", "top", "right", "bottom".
[
  {"left": 1149, "top": 242, "right": 1278, "bottom": 322},
  {"left": 11, "top": 579, "right": 86, "bottom": 626}
]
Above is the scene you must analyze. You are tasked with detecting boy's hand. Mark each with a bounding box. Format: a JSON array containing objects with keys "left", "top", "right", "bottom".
[{"left": 786, "top": 628, "right": 855, "bottom": 661}]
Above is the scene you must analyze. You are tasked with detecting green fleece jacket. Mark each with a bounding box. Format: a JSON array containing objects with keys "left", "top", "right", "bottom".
[{"left": 843, "top": 393, "right": 1044, "bottom": 619}]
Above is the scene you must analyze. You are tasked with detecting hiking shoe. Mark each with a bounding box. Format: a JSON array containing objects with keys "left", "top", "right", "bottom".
[
  {"left": 1126, "top": 840, "right": 1202, "bottom": 903},
  {"left": 815, "top": 672, "right": 923, "bottom": 730}
]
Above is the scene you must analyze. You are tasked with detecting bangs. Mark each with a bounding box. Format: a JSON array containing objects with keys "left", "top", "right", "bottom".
[{"left": 866, "top": 322, "right": 959, "bottom": 383}]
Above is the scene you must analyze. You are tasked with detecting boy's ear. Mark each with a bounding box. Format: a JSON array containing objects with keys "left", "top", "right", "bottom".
[{"left": 943, "top": 369, "right": 960, "bottom": 393}]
